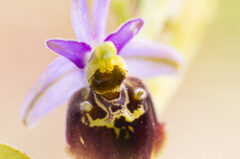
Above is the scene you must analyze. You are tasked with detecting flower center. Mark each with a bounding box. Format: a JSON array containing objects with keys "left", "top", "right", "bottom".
[{"left": 85, "top": 42, "right": 128, "bottom": 94}]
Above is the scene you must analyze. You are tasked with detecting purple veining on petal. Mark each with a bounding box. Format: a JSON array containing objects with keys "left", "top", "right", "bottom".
[
  {"left": 21, "top": 57, "right": 86, "bottom": 127},
  {"left": 105, "top": 18, "right": 144, "bottom": 53},
  {"left": 92, "top": 0, "right": 110, "bottom": 43},
  {"left": 71, "top": 0, "right": 94, "bottom": 44},
  {"left": 46, "top": 39, "right": 92, "bottom": 69},
  {"left": 120, "top": 39, "right": 184, "bottom": 79}
]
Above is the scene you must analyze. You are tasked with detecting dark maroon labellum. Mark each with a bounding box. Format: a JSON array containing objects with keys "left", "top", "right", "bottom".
[{"left": 66, "top": 77, "right": 165, "bottom": 159}]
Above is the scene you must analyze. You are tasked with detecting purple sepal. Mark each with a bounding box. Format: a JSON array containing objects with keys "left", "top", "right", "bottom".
[
  {"left": 71, "top": 0, "right": 94, "bottom": 44},
  {"left": 46, "top": 39, "right": 92, "bottom": 69},
  {"left": 92, "top": 0, "right": 110, "bottom": 43},
  {"left": 105, "top": 18, "right": 144, "bottom": 53},
  {"left": 21, "top": 57, "right": 86, "bottom": 127},
  {"left": 120, "top": 39, "right": 184, "bottom": 79}
]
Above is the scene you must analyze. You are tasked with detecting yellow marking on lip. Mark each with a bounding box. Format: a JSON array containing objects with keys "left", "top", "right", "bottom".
[
  {"left": 81, "top": 117, "right": 87, "bottom": 125},
  {"left": 80, "top": 137, "right": 85, "bottom": 145},
  {"left": 128, "top": 126, "right": 135, "bottom": 133},
  {"left": 124, "top": 131, "right": 130, "bottom": 140},
  {"left": 83, "top": 86, "right": 146, "bottom": 139}
]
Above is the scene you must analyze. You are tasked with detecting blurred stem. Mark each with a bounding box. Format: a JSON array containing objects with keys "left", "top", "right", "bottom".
[
  {"left": 0, "top": 143, "right": 31, "bottom": 159},
  {"left": 111, "top": 0, "right": 131, "bottom": 23}
]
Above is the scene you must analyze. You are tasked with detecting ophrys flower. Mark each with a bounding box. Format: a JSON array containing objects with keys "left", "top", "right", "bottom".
[{"left": 21, "top": 0, "right": 183, "bottom": 158}]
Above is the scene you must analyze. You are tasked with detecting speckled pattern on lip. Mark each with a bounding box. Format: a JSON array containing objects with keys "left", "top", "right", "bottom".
[{"left": 66, "top": 77, "right": 165, "bottom": 159}]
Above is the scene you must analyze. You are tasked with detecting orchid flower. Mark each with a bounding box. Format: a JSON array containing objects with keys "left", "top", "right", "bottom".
[{"left": 21, "top": 0, "right": 183, "bottom": 158}]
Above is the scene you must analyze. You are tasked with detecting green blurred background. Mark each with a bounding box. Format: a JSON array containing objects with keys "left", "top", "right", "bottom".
[{"left": 0, "top": 0, "right": 239, "bottom": 158}]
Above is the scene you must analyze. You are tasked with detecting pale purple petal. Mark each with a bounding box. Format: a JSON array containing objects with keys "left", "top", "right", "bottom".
[
  {"left": 92, "top": 0, "right": 110, "bottom": 43},
  {"left": 21, "top": 57, "right": 86, "bottom": 127},
  {"left": 105, "top": 18, "right": 144, "bottom": 53},
  {"left": 120, "top": 39, "right": 184, "bottom": 79},
  {"left": 71, "top": 0, "right": 94, "bottom": 44},
  {"left": 46, "top": 39, "right": 92, "bottom": 69}
]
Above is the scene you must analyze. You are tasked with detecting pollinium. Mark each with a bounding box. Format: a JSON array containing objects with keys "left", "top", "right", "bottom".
[{"left": 66, "top": 77, "right": 165, "bottom": 159}]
